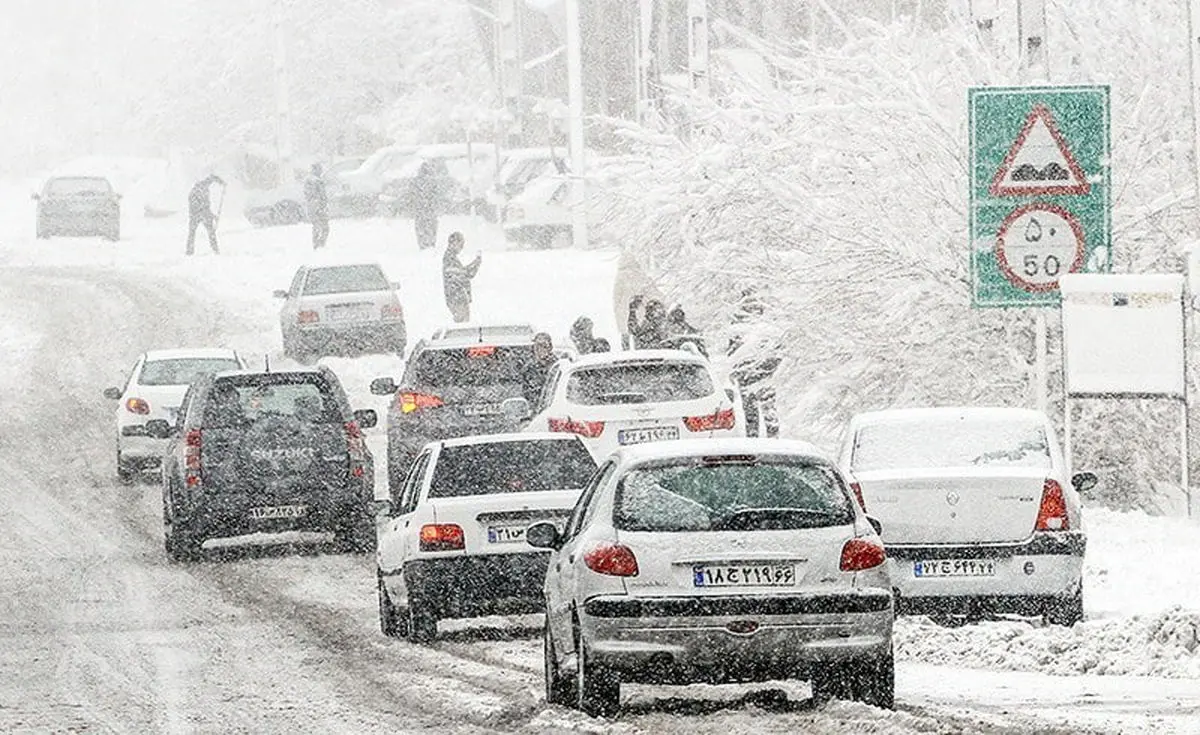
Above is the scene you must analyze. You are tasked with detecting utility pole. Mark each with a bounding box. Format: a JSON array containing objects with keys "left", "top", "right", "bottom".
[
  {"left": 1189, "top": 0, "right": 1200, "bottom": 222},
  {"left": 687, "top": 0, "right": 710, "bottom": 98},
  {"left": 496, "top": 0, "right": 522, "bottom": 147},
  {"left": 564, "top": 0, "right": 587, "bottom": 250},
  {"left": 969, "top": 0, "right": 999, "bottom": 53},
  {"left": 1018, "top": 0, "right": 1049, "bottom": 414},
  {"left": 634, "top": 0, "right": 654, "bottom": 125},
  {"left": 273, "top": 0, "right": 292, "bottom": 184},
  {"left": 90, "top": 0, "right": 101, "bottom": 153}
]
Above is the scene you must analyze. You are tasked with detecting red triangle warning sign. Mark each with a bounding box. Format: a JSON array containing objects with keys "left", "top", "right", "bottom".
[{"left": 989, "top": 104, "right": 1091, "bottom": 197}]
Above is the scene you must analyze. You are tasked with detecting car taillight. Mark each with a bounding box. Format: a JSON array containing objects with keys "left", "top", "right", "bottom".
[
  {"left": 419, "top": 523, "right": 464, "bottom": 552},
  {"left": 398, "top": 391, "right": 444, "bottom": 414},
  {"left": 381, "top": 304, "right": 404, "bottom": 319},
  {"left": 125, "top": 397, "right": 150, "bottom": 415},
  {"left": 184, "top": 429, "right": 203, "bottom": 487},
  {"left": 849, "top": 482, "right": 867, "bottom": 511},
  {"left": 345, "top": 421, "right": 366, "bottom": 477},
  {"left": 1035, "top": 479, "right": 1069, "bottom": 531},
  {"left": 298, "top": 310, "right": 320, "bottom": 324},
  {"left": 683, "top": 407, "right": 736, "bottom": 432},
  {"left": 467, "top": 345, "right": 496, "bottom": 358},
  {"left": 840, "top": 538, "right": 886, "bottom": 571},
  {"left": 548, "top": 417, "right": 605, "bottom": 438},
  {"left": 583, "top": 543, "right": 639, "bottom": 577}
]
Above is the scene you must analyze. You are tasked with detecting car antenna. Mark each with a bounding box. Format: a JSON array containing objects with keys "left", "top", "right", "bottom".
[{"left": 264, "top": 353, "right": 271, "bottom": 372}]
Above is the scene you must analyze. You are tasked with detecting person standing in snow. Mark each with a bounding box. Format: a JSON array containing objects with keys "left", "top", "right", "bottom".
[
  {"left": 727, "top": 288, "right": 780, "bottom": 438},
  {"left": 411, "top": 160, "right": 448, "bottom": 250},
  {"left": 663, "top": 304, "right": 707, "bottom": 356},
  {"left": 304, "top": 163, "right": 329, "bottom": 250},
  {"left": 522, "top": 332, "right": 557, "bottom": 404},
  {"left": 627, "top": 295, "right": 671, "bottom": 349},
  {"left": 570, "top": 316, "right": 602, "bottom": 355},
  {"left": 442, "top": 231, "right": 481, "bottom": 322},
  {"left": 186, "top": 173, "right": 224, "bottom": 255}
]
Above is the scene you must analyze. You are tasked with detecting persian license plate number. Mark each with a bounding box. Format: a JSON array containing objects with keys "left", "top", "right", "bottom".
[
  {"left": 617, "top": 426, "right": 679, "bottom": 445},
  {"left": 913, "top": 559, "right": 996, "bottom": 578},
  {"left": 462, "top": 403, "right": 502, "bottom": 417},
  {"left": 693, "top": 563, "right": 795, "bottom": 587},
  {"left": 327, "top": 305, "right": 370, "bottom": 322},
  {"left": 248, "top": 505, "right": 308, "bottom": 520},
  {"left": 487, "top": 525, "right": 527, "bottom": 544}
]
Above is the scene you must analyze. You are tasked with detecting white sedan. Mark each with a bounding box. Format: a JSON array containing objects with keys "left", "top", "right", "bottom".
[
  {"left": 838, "top": 406, "right": 1097, "bottom": 626},
  {"left": 527, "top": 349, "right": 744, "bottom": 460},
  {"left": 103, "top": 348, "right": 245, "bottom": 483}
]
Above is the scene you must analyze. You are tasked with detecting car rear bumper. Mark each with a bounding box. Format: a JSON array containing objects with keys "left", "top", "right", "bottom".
[
  {"left": 579, "top": 590, "right": 894, "bottom": 684},
  {"left": 295, "top": 322, "right": 405, "bottom": 352},
  {"left": 886, "top": 532, "right": 1085, "bottom": 603},
  {"left": 117, "top": 433, "right": 168, "bottom": 463},
  {"left": 402, "top": 553, "right": 551, "bottom": 617},
  {"left": 40, "top": 211, "right": 118, "bottom": 231},
  {"left": 182, "top": 487, "right": 370, "bottom": 539}
]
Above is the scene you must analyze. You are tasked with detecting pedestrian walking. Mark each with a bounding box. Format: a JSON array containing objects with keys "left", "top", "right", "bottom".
[
  {"left": 412, "top": 160, "right": 449, "bottom": 250},
  {"left": 442, "top": 231, "right": 482, "bottom": 322},
  {"left": 728, "top": 288, "right": 780, "bottom": 438},
  {"left": 186, "top": 173, "right": 224, "bottom": 255},
  {"left": 304, "top": 163, "right": 329, "bottom": 249}
]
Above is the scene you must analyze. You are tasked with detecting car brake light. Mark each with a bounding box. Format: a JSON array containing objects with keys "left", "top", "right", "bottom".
[
  {"left": 381, "top": 304, "right": 404, "bottom": 319},
  {"left": 467, "top": 345, "right": 496, "bottom": 358},
  {"left": 398, "top": 391, "right": 444, "bottom": 414},
  {"left": 683, "top": 407, "right": 736, "bottom": 432},
  {"left": 849, "top": 482, "right": 867, "bottom": 511},
  {"left": 583, "top": 543, "right": 639, "bottom": 577},
  {"left": 1035, "top": 479, "right": 1069, "bottom": 531},
  {"left": 125, "top": 397, "right": 150, "bottom": 415},
  {"left": 298, "top": 310, "right": 320, "bottom": 324},
  {"left": 184, "top": 429, "right": 203, "bottom": 487},
  {"left": 548, "top": 417, "right": 605, "bottom": 438},
  {"left": 840, "top": 538, "right": 886, "bottom": 571},
  {"left": 345, "top": 421, "right": 366, "bottom": 477},
  {"left": 419, "top": 523, "right": 465, "bottom": 552}
]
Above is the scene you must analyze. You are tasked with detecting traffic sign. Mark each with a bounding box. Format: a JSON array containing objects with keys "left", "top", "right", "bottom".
[{"left": 970, "top": 86, "right": 1110, "bottom": 307}]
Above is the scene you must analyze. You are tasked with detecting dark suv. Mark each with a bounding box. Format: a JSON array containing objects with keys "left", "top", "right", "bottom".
[
  {"left": 154, "top": 366, "right": 377, "bottom": 561},
  {"left": 370, "top": 324, "right": 540, "bottom": 494}
]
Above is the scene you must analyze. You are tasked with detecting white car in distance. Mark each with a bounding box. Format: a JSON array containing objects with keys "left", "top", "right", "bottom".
[
  {"left": 528, "top": 349, "right": 744, "bottom": 460},
  {"left": 375, "top": 433, "right": 598, "bottom": 643},
  {"left": 103, "top": 348, "right": 245, "bottom": 483},
  {"left": 838, "top": 406, "right": 1097, "bottom": 626},
  {"left": 528, "top": 439, "right": 895, "bottom": 717}
]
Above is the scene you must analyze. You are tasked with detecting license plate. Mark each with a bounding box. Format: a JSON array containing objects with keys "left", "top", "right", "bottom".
[
  {"left": 618, "top": 426, "right": 680, "bottom": 445},
  {"left": 913, "top": 559, "right": 997, "bottom": 578},
  {"left": 327, "top": 305, "right": 371, "bottom": 322},
  {"left": 693, "top": 563, "right": 796, "bottom": 587},
  {"left": 487, "top": 525, "right": 528, "bottom": 544},
  {"left": 462, "top": 403, "right": 502, "bottom": 417},
  {"left": 248, "top": 505, "right": 308, "bottom": 520}
]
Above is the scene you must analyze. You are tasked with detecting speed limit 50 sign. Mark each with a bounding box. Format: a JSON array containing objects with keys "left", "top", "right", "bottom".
[{"left": 969, "top": 86, "right": 1110, "bottom": 308}]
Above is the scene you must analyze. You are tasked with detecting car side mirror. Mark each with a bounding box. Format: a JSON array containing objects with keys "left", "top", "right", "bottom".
[
  {"left": 526, "top": 521, "right": 562, "bottom": 550},
  {"left": 103, "top": 387, "right": 122, "bottom": 400},
  {"left": 369, "top": 499, "right": 393, "bottom": 517},
  {"left": 273, "top": 289, "right": 289, "bottom": 299},
  {"left": 353, "top": 409, "right": 378, "bottom": 429},
  {"left": 867, "top": 516, "right": 883, "bottom": 536},
  {"left": 1071, "top": 472, "right": 1098, "bottom": 493},
  {"left": 370, "top": 377, "right": 397, "bottom": 395},
  {"left": 145, "top": 419, "right": 175, "bottom": 439},
  {"left": 501, "top": 396, "right": 531, "bottom": 421}
]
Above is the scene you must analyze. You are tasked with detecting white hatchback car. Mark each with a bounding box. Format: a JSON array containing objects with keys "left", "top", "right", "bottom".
[
  {"left": 103, "top": 348, "right": 245, "bottom": 483},
  {"left": 529, "top": 439, "right": 895, "bottom": 717},
  {"left": 375, "top": 433, "right": 598, "bottom": 643},
  {"left": 838, "top": 406, "right": 1097, "bottom": 626},
  {"left": 527, "top": 349, "right": 744, "bottom": 460}
]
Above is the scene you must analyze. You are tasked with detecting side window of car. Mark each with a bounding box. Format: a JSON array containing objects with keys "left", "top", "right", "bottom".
[
  {"left": 397, "top": 453, "right": 430, "bottom": 514},
  {"left": 537, "top": 364, "right": 561, "bottom": 412},
  {"left": 289, "top": 268, "right": 306, "bottom": 298},
  {"left": 177, "top": 386, "right": 195, "bottom": 430},
  {"left": 563, "top": 461, "right": 614, "bottom": 541}
]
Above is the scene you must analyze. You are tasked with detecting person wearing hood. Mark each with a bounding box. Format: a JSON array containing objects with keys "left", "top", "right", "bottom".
[
  {"left": 627, "top": 295, "right": 671, "bottom": 350},
  {"left": 442, "top": 231, "right": 481, "bottom": 322},
  {"left": 570, "top": 316, "right": 602, "bottom": 355},
  {"left": 664, "top": 304, "right": 707, "bottom": 356}
]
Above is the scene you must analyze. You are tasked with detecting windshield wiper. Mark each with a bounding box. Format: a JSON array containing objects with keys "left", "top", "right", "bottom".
[
  {"left": 711, "top": 507, "right": 843, "bottom": 531},
  {"left": 971, "top": 439, "right": 1047, "bottom": 465}
]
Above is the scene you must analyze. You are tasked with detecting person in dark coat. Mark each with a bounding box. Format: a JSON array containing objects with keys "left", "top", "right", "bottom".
[
  {"left": 442, "top": 231, "right": 481, "bottom": 322},
  {"left": 304, "top": 163, "right": 329, "bottom": 250},
  {"left": 186, "top": 173, "right": 225, "bottom": 255},
  {"left": 728, "top": 288, "right": 780, "bottom": 438},
  {"left": 627, "top": 295, "right": 671, "bottom": 349},
  {"left": 570, "top": 316, "right": 602, "bottom": 355},
  {"left": 412, "top": 160, "right": 448, "bottom": 250},
  {"left": 664, "top": 304, "right": 708, "bottom": 356},
  {"left": 522, "top": 332, "right": 557, "bottom": 404}
]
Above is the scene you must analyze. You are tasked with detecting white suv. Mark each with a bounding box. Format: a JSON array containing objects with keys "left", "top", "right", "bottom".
[
  {"left": 103, "top": 348, "right": 245, "bottom": 483},
  {"left": 529, "top": 439, "right": 895, "bottom": 717},
  {"left": 838, "top": 406, "right": 1096, "bottom": 626},
  {"left": 527, "top": 349, "right": 744, "bottom": 460},
  {"left": 375, "top": 433, "right": 598, "bottom": 643}
]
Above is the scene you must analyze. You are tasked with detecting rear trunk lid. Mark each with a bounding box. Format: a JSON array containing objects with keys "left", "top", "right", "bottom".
[
  {"left": 203, "top": 416, "right": 349, "bottom": 504},
  {"left": 430, "top": 489, "right": 581, "bottom": 555}
]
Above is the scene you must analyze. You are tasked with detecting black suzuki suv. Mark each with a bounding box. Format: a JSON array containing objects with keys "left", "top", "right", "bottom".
[{"left": 154, "top": 365, "right": 377, "bottom": 561}]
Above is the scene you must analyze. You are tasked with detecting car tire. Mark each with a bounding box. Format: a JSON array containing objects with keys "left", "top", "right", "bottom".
[
  {"left": 1045, "top": 587, "right": 1084, "bottom": 627},
  {"left": 163, "top": 487, "right": 203, "bottom": 562},
  {"left": 405, "top": 595, "right": 438, "bottom": 644},
  {"left": 811, "top": 650, "right": 894, "bottom": 710},
  {"left": 378, "top": 573, "right": 407, "bottom": 638},
  {"left": 544, "top": 621, "right": 575, "bottom": 706},
  {"left": 574, "top": 626, "right": 619, "bottom": 717}
]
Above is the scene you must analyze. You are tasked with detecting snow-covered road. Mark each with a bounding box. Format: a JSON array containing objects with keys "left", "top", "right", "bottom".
[{"left": 2, "top": 205, "right": 1199, "bottom": 733}]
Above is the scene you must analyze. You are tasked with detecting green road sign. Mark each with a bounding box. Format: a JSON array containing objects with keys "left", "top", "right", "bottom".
[{"left": 969, "top": 85, "right": 1110, "bottom": 308}]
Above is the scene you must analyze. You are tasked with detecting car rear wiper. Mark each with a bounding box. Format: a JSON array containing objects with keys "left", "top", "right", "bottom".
[
  {"left": 593, "top": 391, "right": 648, "bottom": 404},
  {"left": 971, "top": 439, "right": 1047, "bottom": 465}
]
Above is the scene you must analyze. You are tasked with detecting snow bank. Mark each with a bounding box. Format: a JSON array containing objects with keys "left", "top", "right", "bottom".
[{"left": 1086, "top": 506, "right": 1200, "bottom": 618}]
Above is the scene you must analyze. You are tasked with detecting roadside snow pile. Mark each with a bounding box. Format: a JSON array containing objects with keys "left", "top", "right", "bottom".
[
  {"left": 1085, "top": 506, "right": 1200, "bottom": 618},
  {"left": 894, "top": 609, "right": 1200, "bottom": 679}
]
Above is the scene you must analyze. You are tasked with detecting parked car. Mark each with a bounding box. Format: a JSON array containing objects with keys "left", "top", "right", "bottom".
[
  {"left": 155, "top": 365, "right": 377, "bottom": 561},
  {"left": 531, "top": 439, "right": 895, "bottom": 716},
  {"left": 375, "top": 433, "right": 598, "bottom": 642},
  {"left": 378, "top": 143, "right": 499, "bottom": 218},
  {"left": 483, "top": 147, "right": 568, "bottom": 223},
  {"left": 34, "top": 175, "right": 121, "bottom": 241},
  {"left": 244, "top": 156, "right": 366, "bottom": 227},
  {"left": 274, "top": 263, "right": 407, "bottom": 363},
  {"left": 334, "top": 144, "right": 422, "bottom": 217},
  {"left": 837, "top": 406, "right": 1096, "bottom": 626},
  {"left": 369, "top": 323, "right": 541, "bottom": 493},
  {"left": 526, "top": 349, "right": 744, "bottom": 460},
  {"left": 502, "top": 174, "right": 572, "bottom": 249},
  {"left": 103, "top": 349, "right": 246, "bottom": 483}
]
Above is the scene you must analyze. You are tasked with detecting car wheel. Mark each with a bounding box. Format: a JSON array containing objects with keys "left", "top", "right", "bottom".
[
  {"left": 164, "top": 512, "right": 202, "bottom": 563},
  {"left": 574, "top": 625, "right": 619, "bottom": 717},
  {"left": 378, "top": 573, "right": 407, "bottom": 638},
  {"left": 406, "top": 595, "right": 438, "bottom": 643},
  {"left": 849, "top": 649, "right": 895, "bottom": 709},
  {"left": 544, "top": 620, "right": 575, "bottom": 705},
  {"left": 1045, "top": 588, "right": 1084, "bottom": 627}
]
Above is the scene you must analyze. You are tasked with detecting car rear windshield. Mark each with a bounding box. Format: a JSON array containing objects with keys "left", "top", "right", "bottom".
[
  {"left": 46, "top": 177, "right": 111, "bottom": 196},
  {"left": 851, "top": 418, "right": 1052, "bottom": 471},
  {"left": 203, "top": 375, "right": 342, "bottom": 428},
  {"left": 303, "top": 265, "right": 390, "bottom": 295},
  {"left": 139, "top": 358, "right": 241, "bottom": 387},
  {"left": 429, "top": 440, "right": 597, "bottom": 498},
  {"left": 567, "top": 362, "right": 714, "bottom": 405},
  {"left": 407, "top": 345, "right": 534, "bottom": 388},
  {"left": 615, "top": 457, "right": 855, "bottom": 532}
]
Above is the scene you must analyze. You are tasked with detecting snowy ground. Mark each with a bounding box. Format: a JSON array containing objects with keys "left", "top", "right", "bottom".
[{"left": 2, "top": 184, "right": 1200, "bottom": 733}]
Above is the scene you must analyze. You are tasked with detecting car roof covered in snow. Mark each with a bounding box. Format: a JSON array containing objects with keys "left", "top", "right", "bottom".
[
  {"left": 143, "top": 347, "right": 240, "bottom": 362},
  {"left": 849, "top": 406, "right": 1049, "bottom": 427},
  {"left": 612, "top": 438, "right": 833, "bottom": 468},
  {"left": 423, "top": 323, "right": 536, "bottom": 347},
  {"left": 568, "top": 349, "right": 710, "bottom": 369},
  {"left": 437, "top": 432, "right": 587, "bottom": 449}
]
